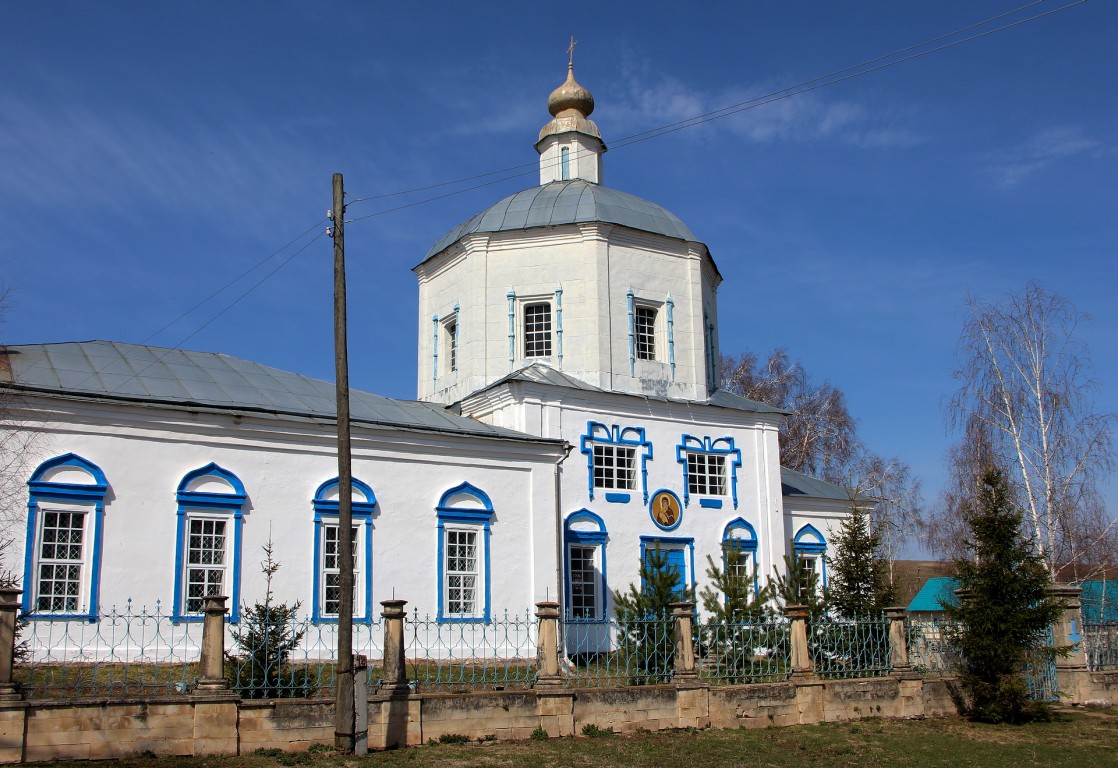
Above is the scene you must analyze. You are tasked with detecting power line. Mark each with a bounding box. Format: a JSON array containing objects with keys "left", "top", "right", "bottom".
[{"left": 344, "top": 0, "right": 1084, "bottom": 216}]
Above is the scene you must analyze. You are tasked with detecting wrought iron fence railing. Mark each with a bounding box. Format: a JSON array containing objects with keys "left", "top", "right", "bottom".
[
  {"left": 1084, "top": 621, "right": 1118, "bottom": 671},
  {"left": 405, "top": 609, "right": 537, "bottom": 692},
  {"left": 696, "top": 615, "right": 791, "bottom": 685},
  {"left": 562, "top": 615, "right": 675, "bottom": 687},
  {"left": 907, "top": 618, "right": 960, "bottom": 676},
  {"left": 807, "top": 613, "right": 891, "bottom": 679}
]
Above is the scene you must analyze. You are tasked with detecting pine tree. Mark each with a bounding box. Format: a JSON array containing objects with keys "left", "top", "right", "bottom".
[
  {"left": 946, "top": 468, "right": 1066, "bottom": 723},
  {"left": 700, "top": 550, "right": 779, "bottom": 683},
  {"left": 699, "top": 549, "right": 771, "bottom": 622},
  {"left": 825, "top": 505, "right": 895, "bottom": 618},
  {"left": 771, "top": 547, "right": 825, "bottom": 616},
  {"left": 614, "top": 543, "right": 693, "bottom": 685},
  {"left": 228, "top": 538, "right": 311, "bottom": 699}
]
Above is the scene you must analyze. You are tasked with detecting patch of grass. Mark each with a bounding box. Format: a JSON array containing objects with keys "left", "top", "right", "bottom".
[
  {"left": 581, "top": 724, "right": 615, "bottom": 738},
  {"left": 437, "top": 733, "right": 470, "bottom": 744},
  {"left": 529, "top": 727, "right": 549, "bottom": 740}
]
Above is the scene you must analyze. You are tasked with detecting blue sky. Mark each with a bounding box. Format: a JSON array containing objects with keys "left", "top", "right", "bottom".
[{"left": 2, "top": 1, "right": 1115, "bottom": 538}]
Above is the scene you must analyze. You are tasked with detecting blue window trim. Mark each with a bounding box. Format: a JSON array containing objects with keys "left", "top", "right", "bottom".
[
  {"left": 22, "top": 453, "right": 109, "bottom": 621},
  {"left": 579, "top": 421, "right": 654, "bottom": 504},
  {"left": 555, "top": 287, "right": 563, "bottom": 367},
  {"left": 431, "top": 313, "right": 439, "bottom": 384},
  {"left": 436, "top": 482, "right": 494, "bottom": 623},
  {"left": 563, "top": 509, "right": 608, "bottom": 622},
  {"left": 722, "top": 518, "right": 760, "bottom": 598},
  {"left": 793, "top": 524, "right": 828, "bottom": 588},
  {"left": 506, "top": 291, "right": 516, "bottom": 365},
  {"left": 311, "top": 477, "right": 377, "bottom": 624},
  {"left": 626, "top": 288, "right": 635, "bottom": 375},
  {"left": 172, "top": 463, "right": 247, "bottom": 624},
  {"left": 666, "top": 295, "right": 676, "bottom": 380},
  {"left": 675, "top": 435, "right": 743, "bottom": 509},
  {"left": 639, "top": 535, "right": 696, "bottom": 596}
]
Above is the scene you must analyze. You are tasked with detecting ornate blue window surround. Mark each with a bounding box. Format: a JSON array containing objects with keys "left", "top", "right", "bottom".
[
  {"left": 173, "top": 463, "right": 247, "bottom": 624},
  {"left": 793, "top": 524, "right": 828, "bottom": 588},
  {"left": 579, "top": 421, "right": 654, "bottom": 504},
  {"left": 436, "top": 482, "right": 495, "bottom": 623},
  {"left": 675, "top": 435, "right": 742, "bottom": 509},
  {"left": 563, "top": 509, "right": 608, "bottom": 622},
  {"left": 22, "top": 453, "right": 109, "bottom": 621},
  {"left": 311, "top": 477, "right": 377, "bottom": 624},
  {"left": 722, "top": 518, "right": 760, "bottom": 598}
]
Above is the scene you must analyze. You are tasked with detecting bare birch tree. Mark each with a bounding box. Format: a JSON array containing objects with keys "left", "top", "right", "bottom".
[{"left": 944, "top": 282, "right": 1115, "bottom": 575}]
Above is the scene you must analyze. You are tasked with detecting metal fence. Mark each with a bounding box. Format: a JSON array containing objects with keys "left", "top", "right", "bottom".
[
  {"left": 562, "top": 615, "right": 675, "bottom": 687},
  {"left": 807, "top": 613, "right": 891, "bottom": 679},
  {"left": 908, "top": 618, "right": 960, "bottom": 676},
  {"left": 405, "top": 609, "right": 537, "bottom": 691},
  {"left": 15, "top": 603, "right": 387, "bottom": 699},
  {"left": 1084, "top": 621, "right": 1118, "bottom": 671},
  {"left": 696, "top": 615, "right": 791, "bottom": 685}
]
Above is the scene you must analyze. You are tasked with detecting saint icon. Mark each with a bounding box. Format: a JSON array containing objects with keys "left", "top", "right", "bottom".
[{"left": 650, "top": 490, "right": 681, "bottom": 529}]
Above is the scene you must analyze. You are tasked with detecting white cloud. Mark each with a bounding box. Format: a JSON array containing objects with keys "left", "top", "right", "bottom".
[
  {"left": 601, "top": 58, "right": 923, "bottom": 150},
  {"left": 986, "top": 126, "right": 1102, "bottom": 188}
]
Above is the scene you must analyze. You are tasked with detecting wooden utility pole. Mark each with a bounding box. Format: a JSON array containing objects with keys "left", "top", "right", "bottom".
[{"left": 331, "top": 172, "right": 356, "bottom": 753}]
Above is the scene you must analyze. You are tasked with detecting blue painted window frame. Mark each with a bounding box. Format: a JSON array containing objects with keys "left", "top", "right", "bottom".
[
  {"left": 639, "top": 535, "right": 696, "bottom": 599},
  {"left": 579, "top": 422, "right": 653, "bottom": 504},
  {"left": 173, "top": 463, "right": 247, "bottom": 624},
  {"left": 22, "top": 453, "right": 109, "bottom": 621},
  {"left": 675, "top": 435, "right": 742, "bottom": 509},
  {"left": 436, "top": 482, "right": 494, "bottom": 623},
  {"left": 563, "top": 510, "right": 608, "bottom": 622},
  {"left": 722, "top": 518, "right": 760, "bottom": 598},
  {"left": 793, "top": 524, "right": 828, "bottom": 589},
  {"left": 312, "top": 477, "right": 377, "bottom": 624}
]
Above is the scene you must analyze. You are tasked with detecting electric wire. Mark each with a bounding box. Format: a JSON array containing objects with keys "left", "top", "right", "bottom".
[{"left": 345, "top": 0, "right": 1081, "bottom": 213}]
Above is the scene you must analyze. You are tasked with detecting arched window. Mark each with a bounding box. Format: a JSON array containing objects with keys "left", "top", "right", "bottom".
[
  {"left": 792, "top": 524, "right": 828, "bottom": 598},
  {"left": 173, "top": 464, "right": 247, "bottom": 622},
  {"left": 722, "top": 518, "right": 760, "bottom": 597},
  {"left": 312, "top": 477, "right": 377, "bottom": 623},
  {"left": 23, "top": 454, "right": 109, "bottom": 620},
  {"left": 564, "top": 510, "right": 608, "bottom": 621},
  {"left": 436, "top": 482, "right": 494, "bottom": 623}
]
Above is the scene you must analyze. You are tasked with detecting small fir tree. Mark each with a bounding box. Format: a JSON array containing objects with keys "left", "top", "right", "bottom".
[
  {"left": 613, "top": 543, "right": 693, "bottom": 685},
  {"left": 825, "top": 505, "right": 896, "bottom": 618},
  {"left": 946, "top": 468, "right": 1065, "bottom": 723},
  {"left": 228, "top": 538, "right": 311, "bottom": 699},
  {"left": 699, "top": 549, "right": 771, "bottom": 621},
  {"left": 771, "top": 546, "right": 825, "bottom": 616}
]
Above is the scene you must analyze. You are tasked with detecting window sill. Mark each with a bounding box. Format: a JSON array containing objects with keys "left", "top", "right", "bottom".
[{"left": 604, "top": 492, "right": 631, "bottom": 503}]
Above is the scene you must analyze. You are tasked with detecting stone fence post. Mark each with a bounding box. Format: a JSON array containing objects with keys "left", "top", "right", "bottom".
[
  {"left": 535, "top": 601, "right": 562, "bottom": 687},
  {"left": 1048, "top": 584, "right": 1089, "bottom": 702},
  {"left": 0, "top": 587, "right": 22, "bottom": 701},
  {"left": 671, "top": 601, "right": 697, "bottom": 682},
  {"left": 884, "top": 606, "right": 912, "bottom": 674},
  {"left": 195, "top": 595, "right": 229, "bottom": 693},
  {"left": 786, "top": 605, "right": 814, "bottom": 678},
  {"left": 379, "top": 600, "right": 410, "bottom": 695}
]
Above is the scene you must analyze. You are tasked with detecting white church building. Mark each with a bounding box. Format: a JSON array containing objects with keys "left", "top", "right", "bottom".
[{"left": 1, "top": 63, "right": 850, "bottom": 638}]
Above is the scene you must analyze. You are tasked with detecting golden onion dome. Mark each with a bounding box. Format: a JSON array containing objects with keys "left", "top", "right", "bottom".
[{"left": 547, "top": 63, "right": 594, "bottom": 118}]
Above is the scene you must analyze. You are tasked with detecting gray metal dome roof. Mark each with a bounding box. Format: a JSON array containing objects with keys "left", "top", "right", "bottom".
[{"left": 424, "top": 180, "right": 698, "bottom": 260}]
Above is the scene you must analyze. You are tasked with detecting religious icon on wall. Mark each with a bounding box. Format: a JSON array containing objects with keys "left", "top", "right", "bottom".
[{"left": 649, "top": 490, "right": 681, "bottom": 529}]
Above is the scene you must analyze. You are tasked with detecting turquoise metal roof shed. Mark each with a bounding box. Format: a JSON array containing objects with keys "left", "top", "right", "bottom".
[{"left": 907, "top": 576, "right": 959, "bottom": 613}]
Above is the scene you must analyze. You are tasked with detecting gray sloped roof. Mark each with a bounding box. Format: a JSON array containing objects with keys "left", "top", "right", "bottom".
[
  {"left": 423, "top": 180, "right": 699, "bottom": 261},
  {"left": 471, "top": 362, "right": 785, "bottom": 415},
  {"left": 780, "top": 466, "right": 852, "bottom": 502},
  {"left": 0, "top": 341, "right": 558, "bottom": 444}
]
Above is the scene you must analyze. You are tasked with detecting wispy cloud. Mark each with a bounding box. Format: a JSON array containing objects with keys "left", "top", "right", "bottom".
[
  {"left": 985, "top": 126, "right": 1102, "bottom": 188},
  {"left": 603, "top": 54, "right": 923, "bottom": 150}
]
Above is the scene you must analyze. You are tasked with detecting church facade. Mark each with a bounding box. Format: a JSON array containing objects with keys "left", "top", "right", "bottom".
[{"left": 1, "top": 63, "right": 850, "bottom": 643}]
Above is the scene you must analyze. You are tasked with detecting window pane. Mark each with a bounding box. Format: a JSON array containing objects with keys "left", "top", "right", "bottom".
[
  {"left": 36, "top": 510, "right": 85, "bottom": 613},
  {"left": 686, "top": 452, "right": 726, "bottom": 496},
  {"left": 591, "top": 444, "right": 636, "bottom": 490},
  {"left": 185, "top": 519, "right": 228, "bottom": 613},
  {"left": 569, "top": 545, "right": 598, "bottom": 619},
  {"left": 444, "top": 529, "right": 479, "bottom": 615},
  {"left": 524, "top": 303, "right": 552, "bottom": 358},
  {"left": 635, "top": 306, "right": 656, "bottom": 361},
  {"left": 321, "top": 524, "right": 360, "bottom": 617}
]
